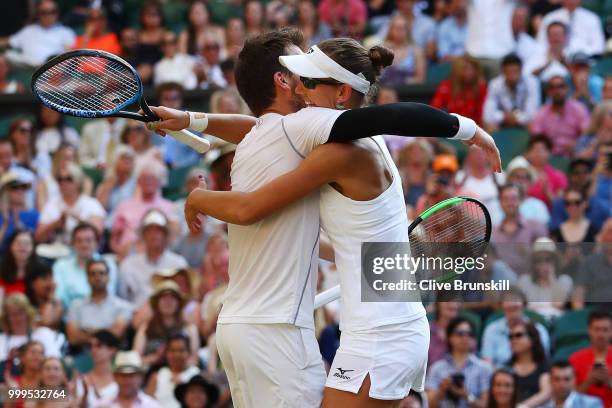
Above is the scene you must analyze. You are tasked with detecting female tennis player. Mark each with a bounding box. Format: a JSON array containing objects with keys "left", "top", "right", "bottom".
[{"left": 182, "top": 39, "right": 495, "bottom": 407}]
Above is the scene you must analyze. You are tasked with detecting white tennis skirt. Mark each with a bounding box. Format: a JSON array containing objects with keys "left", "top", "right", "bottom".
[{"left": 325, "top": 315, "right": 430, "bottom": 400}]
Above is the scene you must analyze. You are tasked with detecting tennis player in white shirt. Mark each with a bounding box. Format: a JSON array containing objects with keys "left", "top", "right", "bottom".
[{"left": 150, "top": 29, "right": 500, "bottom": 408}]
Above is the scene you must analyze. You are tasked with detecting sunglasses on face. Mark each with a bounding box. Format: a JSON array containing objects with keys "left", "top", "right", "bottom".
[
  {"left": 509, "top": 331, "right": 527, "bottom": 340},
  {"left": 564, "top": 199, "right": 582, "bottom": 207},
  {"left": 39, "top": 8, "right": 58, "bottom": 16},
  {"left": 453, "top": 330, "right": 474, "bottom": 338},
  {"left": 300, "top": 76, "right": 342, "bottom": 89},
  {"left": 18, "top": 127, "right": 32, "bottom": 133},
  {"left": 9, "top": 184, "right": 29, "bottom": 191},
  {"left": 57, "top": 176, "right": 74, "bottom": 183}
]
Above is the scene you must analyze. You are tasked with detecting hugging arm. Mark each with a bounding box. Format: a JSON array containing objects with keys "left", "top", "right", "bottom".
[{"left": 185, "top": 144, "right": 350, "bottom": 227}]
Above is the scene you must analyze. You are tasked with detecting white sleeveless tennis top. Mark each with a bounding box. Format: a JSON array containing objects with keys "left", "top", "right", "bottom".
[{"left": 319, "top": 136, "right": 426, "bottom": 332}]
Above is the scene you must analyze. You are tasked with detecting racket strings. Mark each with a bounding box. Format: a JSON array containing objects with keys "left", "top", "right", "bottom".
[{"left": 34, "top": 56, "right": 139, "bottom": 113}]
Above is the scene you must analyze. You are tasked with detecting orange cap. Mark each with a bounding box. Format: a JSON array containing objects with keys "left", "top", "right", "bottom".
[{"left": 432, "top": 154, "right": 459, "bottom": 173}]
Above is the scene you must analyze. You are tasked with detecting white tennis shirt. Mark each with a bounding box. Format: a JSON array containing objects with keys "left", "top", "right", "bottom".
[{"left": 218, "top": 108, "right": 342, "bottom": 329}]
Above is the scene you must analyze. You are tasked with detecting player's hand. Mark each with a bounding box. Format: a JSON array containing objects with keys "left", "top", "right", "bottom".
[
  {"left": 146, "top": 106, "right": 190, "bottom": 136},
  {"left": 463, "top": 127, "right": 502, "bottom": 173}
]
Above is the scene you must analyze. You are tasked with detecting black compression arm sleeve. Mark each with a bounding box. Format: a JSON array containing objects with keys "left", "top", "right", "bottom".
[{"left": 327, "top": 102, "right": 461, "bottom": 143}]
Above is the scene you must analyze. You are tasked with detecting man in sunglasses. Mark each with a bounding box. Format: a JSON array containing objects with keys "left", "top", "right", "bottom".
[
  {"left": 0, "top": 172, "right": 38, "bottom": 252},
  {"left": 0, "top": 0, "right": 75, "bottom": 67}
]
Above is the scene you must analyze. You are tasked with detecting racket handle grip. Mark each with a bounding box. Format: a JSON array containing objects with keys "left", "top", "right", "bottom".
[
  {"left": 165, "top": 129, "right": 211, "bottom": 154},
  {"left": 314, "top": 285, "right": 340, "bottom": 310}
]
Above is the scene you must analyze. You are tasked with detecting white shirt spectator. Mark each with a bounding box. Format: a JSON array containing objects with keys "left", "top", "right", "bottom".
[
  {"left": 79, "top": 118, "right": 127, "bottom": 168},
  {"left": 523, "top": 47, "right": 570, "bottom": 80},
  {"left": 39, "top": 194, "right": 106, "bottom": 244},
  {"left": 154, "top": 54, "right": 198, "bottom": 90},
  {"left": 119, "top": 250, "right": 188, "bottom": 307},
  {"left": 0, "top": 327, "right": 66, "bottom": 361},
  {"left": 7, "top": 23, "right": 75, "bottom": 67},
  {"left": 483, "top": 74, "right": 541, "bottom": 126},
  {"left": 466, "top": 0, "right": 516, "bottom": 59},
  {"left": 537, "top": 6, "right": 605, "bottom": 57},
  {"left": 35, "top": 127, "right": 80, "bottom": 156},
  {"left": 514, "top": 32, "right": 539, "bottom": 64}
]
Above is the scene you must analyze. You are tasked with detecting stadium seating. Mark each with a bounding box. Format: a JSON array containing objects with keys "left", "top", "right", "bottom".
[
  {"left": 491, "top": 128, "right": 530, "bottom": 170},
  {"left": 553, "top": 309, "right": 591, "bottom": 351}
]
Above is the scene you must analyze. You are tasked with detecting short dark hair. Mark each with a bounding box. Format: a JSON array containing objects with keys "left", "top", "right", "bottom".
[
  {"left": 220, "top": 57, "right": 236, "bottom": 73},
  {"left": 235, "top": 28, "right": 304, "bottom": 116},
  {"left": 528, "top": 134, "right": 553, "bottom": 152},
  {"left": 156, "top": 82, "right": 184, "bottom": 98},
  {"left": 166, "top": 332, "right": 191, "bottom": 350},
  {"left": 92, "top": 330, "right": 120, "bottom": 349},
  {"left": 588, "top": 310, "right": 611, "bottom": 326},
  {"left": 509, "top": 322, "right": 546, "bottom": 365},
  {"left": 71, "top": 222, "right": 99, "bottom": 243},
  {"left": 86, "top": 258, "right": 108, "bottom": 274},
  {"left": 551, "top": 360, "right": 573, "bottom": 372},
  {"left": 499, "top": 183, "right": 522, "bottom": 199},
  {"left": 547, "top": 21, "right": 568, "bottom": 35},
  {"left": 502, "top": 53, "right": 522, "bottom": 68}
]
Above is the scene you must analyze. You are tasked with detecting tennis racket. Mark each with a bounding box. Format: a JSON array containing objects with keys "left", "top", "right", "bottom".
[
  {"left": 314, "top": 196, "right": 491, "bottom": 309},
  {"left": 31, "top": 49, "right": 210, "bottom": 154}
]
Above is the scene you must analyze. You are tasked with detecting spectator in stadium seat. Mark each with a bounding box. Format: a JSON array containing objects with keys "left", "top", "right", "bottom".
[
  {"left": 244, "top": 0, "right": 268, "bottom": 36},
  {"left": 119, "top": 27, "right": 154, "bottom": 85},
  {"left": 569, "top": 310, "right": 612, "bottom": 407},
  {"left": 531, "top": 75, "right": 591, "bottom": 158},
  {"left": 195, "top": 36, "right": 228, "bottom": 89},
  {"left": 536, "top": 0, "right": 605, "bottom": 57},
  {"left": 220, "top": 57, "right": 238, "bottom": 88},
  {"left": 132, "top": 281, "right": 199, "bottom": 368},
  {"left": 486, "top": 368, "right": 519, "bottom": 408},
  {"left": 75, "top": 330, "right": 120, "bottom": 407},
  {"left": 428, "top": 301, "right": 461, "bottom": 368},
  {"left": 318, "top": 0, "right": 367, "bottom": 39},
  {"left": 34, "top": 106, "right": 80, "bottom": 158},
  {"left": 0, "top": 54, "right": 24, "bottom": 94},
  {"left": 79, "top": 117, "right": 127, "bottom": 170},
  {"left": 492, "top": 184, "right": 548, "bottom": 273},
  {"left": 426, "top": 317, "right": 492, "bottom": 408},
  {"left": 481, "top": 288, "right": 551, "bottom": 367},
  {"left": 155, "top": 83, "right": 201, "bottom": 169},
  {"left": 590, "top": 142, "right": 612, "bottom": 205},
  {"left": 551, "top": 188, "right": 599, "bottom": 243},
  {"left": 3, "top": 340, "right": 44, "bottom": 393},
  {"left": 53, "top": 223, "right": 119, "bottom": 309},
  {"left": 136, "top": 2, "right": 165, "bottom": 67},
  {"left": 154, "top": 31, "right": 198, "bottom": 90},
  {"left": 97, "top": 351, "right": 161, "bottom": 408},
  {"left": 119, "top": 210, "right": 187, "bottom": 307},
  {"left": 518, "top": 237, "right": 573, "bottom": 320},
  {"left": 110, "top": 162, "right": 176, "bottom": 257},
  {"left": 503, "top": 156, "right": 550, "bottom": 225},
  {"left": 95, "top": 145, "right": 137, "bottom": 215},
  {"left": 174, "top": 375, "right": 220, "bottom": 408},
  {"left": 379, "top": 15, "right": 426, "bottom": 85},
  {"left": 572, "top": 221, "right": 612, "bottom": 308},
  {"left": 65, "top": 259, "right": 132, "bottom": 348},
  {"left": 511, "top": 4, "right": 539, "bottom": 65},
  {"left": 297, "top": 0, "right": 333, "bottom": 48},
  {"left": 145, "top": 333, "right": 200, "bottom": 408},
  {"left": 464, "top": 0, "right": 516, "bottom": 78},
  {"left": 118, "top": 121, "right": 163, "bottom": 173},
  {"left": 483, "top": 54, "right": 540, "bottom": 132},
  {"left": 0, "top": 0, "right": 75, "bottom": 67},
  {"left": 36, "top": 164, "right": 105, "bottom": 245},
  {"left": 178, "top": 1, "right": 226, "bottom": 56},
  {"left": 8, "top": 118, "right": 51, "bottom": 176},
  {"left": 0, "top": 293, "right": 65, "bottom": 362},
  {"left": 541, "top": 361, "right": 604, "bottom": 408},
  {"left": 550, "top": 158, "right": 609, "bottom": 231},
  {"left": 25, "top": 263, "right": 63, "bottom": 331},
  {"left": 506, "top": 321, "right": 551, "bottom": 406},
  {"left": 396, "top": 140, "right": 432, "bottom": 209},
  {"left": 525, "top": 135, "right": 569, "bottom": 208},
  {"left": 567, "top": 52, "right": 604, "bottom": 111},
  {"left": 575, "top": 102, "right": 612, "bottom": 161},
  {"left": 225, "top": 18, "right": 246, "bottom": 60},
  {"left": 0, "top": 174, "right": 39, "bottom": 252},
  {"left": 73, "top": 8, "right": 121, "bottom": 55},
  {"left": 436, "top": 0, "right": 467, "bottom": 62},
  {"left": 430, "top": 55, "right": 487, "bottom": 125},
  {"left": 0, "top": 230, "right": 40, "bottom": 299},
  {"left": 523, "top": 21, "right": 570, "bottom": 81},
  {"left": 414, "top": 154, "right": 463, "bottom": 216},
  {"left": 0, "top": 139, "right": 38, "bottom": 210}
]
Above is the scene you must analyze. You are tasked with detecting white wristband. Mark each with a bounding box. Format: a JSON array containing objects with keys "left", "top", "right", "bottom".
[
  {"left": 188, "top": 111, "right": 209, "bottom": 133},
  {"left": 450, "top": 113, "right": 477, "bottom": 141}
]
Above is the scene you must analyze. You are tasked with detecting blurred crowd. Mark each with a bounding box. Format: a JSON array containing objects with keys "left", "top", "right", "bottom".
[{"left": 0, "top": 0, "right": 608, "bottom": 407}]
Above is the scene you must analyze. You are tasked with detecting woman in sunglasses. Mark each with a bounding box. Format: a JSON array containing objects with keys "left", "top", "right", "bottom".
[
  {"left": 550, "top": 188, "right": 599, "bottom": 244},
  {"left": 506, "top": 321, "right": 551, "bottom": 407}
]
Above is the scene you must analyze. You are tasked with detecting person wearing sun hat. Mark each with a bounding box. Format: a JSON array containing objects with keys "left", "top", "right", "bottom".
[
  {"left": 0, "top": 171, "right": 38, "bottom": 251},
  {"left": 94, "top": 350, "right": 161, "bottom": 407},
  {"left": 517, "top": 237, "right": 573, "bottom": 321},
  {"left": 174, "top": 375, "right": 220, "bottom": 408}
]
